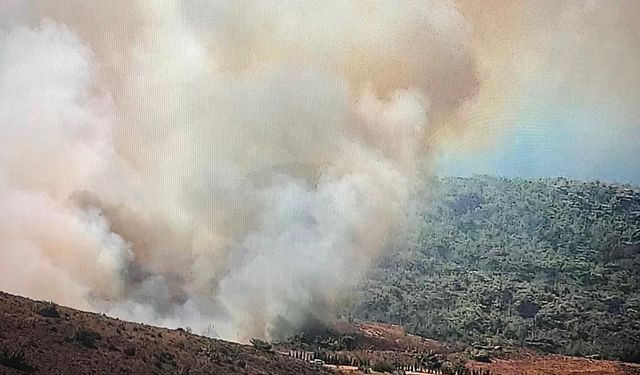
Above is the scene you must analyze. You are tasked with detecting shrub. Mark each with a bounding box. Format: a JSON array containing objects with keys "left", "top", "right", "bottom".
[
  {"left": 470, "top": 349, "right": 491, "bottom": 363},
  {"left": 154, "top": 351, "right": 176, "bottom": 367},
  {"left": 440, "top": 361, "right": 467, "bottom": 375},
  {"left": 33, "top": 301, "right": 60, "bottom": 318},
  {"left": 249, "top": 338, "right": 272, "bottom": 352},
  {"left": 70, "top": 327, "right": 102, "bottom": 348},
  {"left": 124, "top": 347, "right": 136, "bottom": 357},
  {"left": 0, "top": 346, "right": 33, "bottom": 372},
  {"left": 371, "top": 360, "right": 395, "bottom": 373}
]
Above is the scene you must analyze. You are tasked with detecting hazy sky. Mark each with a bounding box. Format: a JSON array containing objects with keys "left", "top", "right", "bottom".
[
  {"left": 437, "top": 99, "right": 640, "bottom": 185},
  {"left": 437, "top": 0, "right": 640, "bottom": 185}
]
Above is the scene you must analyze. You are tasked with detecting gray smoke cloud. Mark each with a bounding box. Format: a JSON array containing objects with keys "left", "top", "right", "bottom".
[{"left": 0, "top": 0, "right": 479, "bottom": 341}]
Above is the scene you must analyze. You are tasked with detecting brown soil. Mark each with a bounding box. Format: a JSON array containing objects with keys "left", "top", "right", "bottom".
[
  {"left": 0, "top": 291, "right": 334, "bottom": 375},
  {"left": 281, "top": 321, "right": 640, "bottom": 375},
  {"left": 2, "top": 290, "right": 639, "bottom": 375},
  {"left": 467, "top": 352, "right": 640, "bottom": 375},
  {"left": 334, "top": 321, "right": 449, "bottom": 353}
]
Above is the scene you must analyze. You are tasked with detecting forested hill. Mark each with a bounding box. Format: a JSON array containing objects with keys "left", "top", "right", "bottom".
[{"left": 354, "top": 176, "right": 640, "bottom": 362}]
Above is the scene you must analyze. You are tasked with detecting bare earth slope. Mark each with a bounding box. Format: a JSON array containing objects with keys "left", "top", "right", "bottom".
[
  {"left": 0, "top": 291, "right": 333, "bottom": 375},
  {"left": 467, "top": 353, "right": 640, "bottom": 375},
  {"left": 2, "top": 291, "right": 639, "bottom": 375},
  {"left": 278, "top": 321, "right": 640, "bottom": 375}
]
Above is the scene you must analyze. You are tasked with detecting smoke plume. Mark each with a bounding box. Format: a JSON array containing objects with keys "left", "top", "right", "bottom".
[{"left": 0, "top": 0, "right": 477, "bottom": 340}]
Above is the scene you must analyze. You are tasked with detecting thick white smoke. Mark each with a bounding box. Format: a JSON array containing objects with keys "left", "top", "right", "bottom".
[{"left": 0, "top": 1, "right": 477, "bottom": 340}]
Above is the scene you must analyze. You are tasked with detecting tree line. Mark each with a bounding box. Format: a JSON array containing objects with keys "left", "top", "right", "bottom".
[{"left": 354, "top": 176, "right": 640, "bottom": 362}]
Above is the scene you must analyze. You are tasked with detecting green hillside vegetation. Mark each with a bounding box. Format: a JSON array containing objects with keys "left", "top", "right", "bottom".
[{"left": 354, "top": 176, "right": 640, "bottom": 362}]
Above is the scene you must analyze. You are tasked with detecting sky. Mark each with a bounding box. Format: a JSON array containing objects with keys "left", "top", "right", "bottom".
[
  {"left": 436, "top": 0, "right": 640, "bottom": 185},
  {"left": 437, "top": 98, "right": 640, "bottom": 185}
]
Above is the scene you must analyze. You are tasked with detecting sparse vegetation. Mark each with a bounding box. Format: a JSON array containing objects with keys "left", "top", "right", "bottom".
[
  {"left": 0, "top": 291, "right": 336, "bottom": 375},
  {"left": 440, "top": 360, "right": 468, "bottom": 375},
  {"left": 70, "top": 326, "right": 102, "bottom": 348},
  {"left": 356, "top": 176, "right": 640, "bottom": 362},
  {"left": 0, "top": 346, "right": 33, "bottom": 372},
  {"left": 250, "top": 338, "right": 273, "bottom": 352},
  {"left": 285, "top": 328, "right": 362, "bottom": 351},
  {"left": 124, "top": 347, "right": 136, "bottom": 357},
  {"left": 33, "top": 301, "right": 60, "bottom": 318},
  {"left": 469, "top": 349, "right": 491, "bottom": 363},
  {"left": 417, "top": 351, "right": 444, "bottom": 370},
  {"left": 152, "top": 351, "right": 178, "bottom": 374},
  {"left": 371, "top": 360, "right": 395, "bottom": 373}
]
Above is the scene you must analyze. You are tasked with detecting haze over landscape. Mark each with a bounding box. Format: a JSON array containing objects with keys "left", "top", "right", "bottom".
[{"left": 1, "top": 2, "right": 639, "bottom": 372}]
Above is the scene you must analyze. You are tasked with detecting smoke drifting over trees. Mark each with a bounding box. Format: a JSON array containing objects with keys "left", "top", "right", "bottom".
[{"left": 1, "top": 1, "right": 639, "bottom": 341}]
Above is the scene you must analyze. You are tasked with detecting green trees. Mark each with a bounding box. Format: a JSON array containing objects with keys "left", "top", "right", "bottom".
[
  {"left": 250, "top": 339, "right": 273, "bottom": 352},
  {"left": 354, "top": 176, "right": 640, "bottom": 361}
]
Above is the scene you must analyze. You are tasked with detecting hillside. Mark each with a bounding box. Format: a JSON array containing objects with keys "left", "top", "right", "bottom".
[
  {"left": 0, "top": 292, "right": 333, "bottom": 375},
  {"left": 2, "top": 291, "right": 640, "bottom": 375},
  {"left": 355, "top": 176, "right": 640, "bottom": 362},
  {"left": 3, "top": 176, "right": 640, "bottom": 374}
]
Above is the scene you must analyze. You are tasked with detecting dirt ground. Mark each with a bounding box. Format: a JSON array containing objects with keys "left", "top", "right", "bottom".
[
  {"left": 2, "top": 291, "right": 640, "bottom": 375},
  {"left": 291, "top": 322, "right": 640, "bottom": 375},
  {"left": 467, "top": 354, "right": 640, "bottom": 375},
  {"left": 0, "top": 291, "right": 333, "bottom": 375}
]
